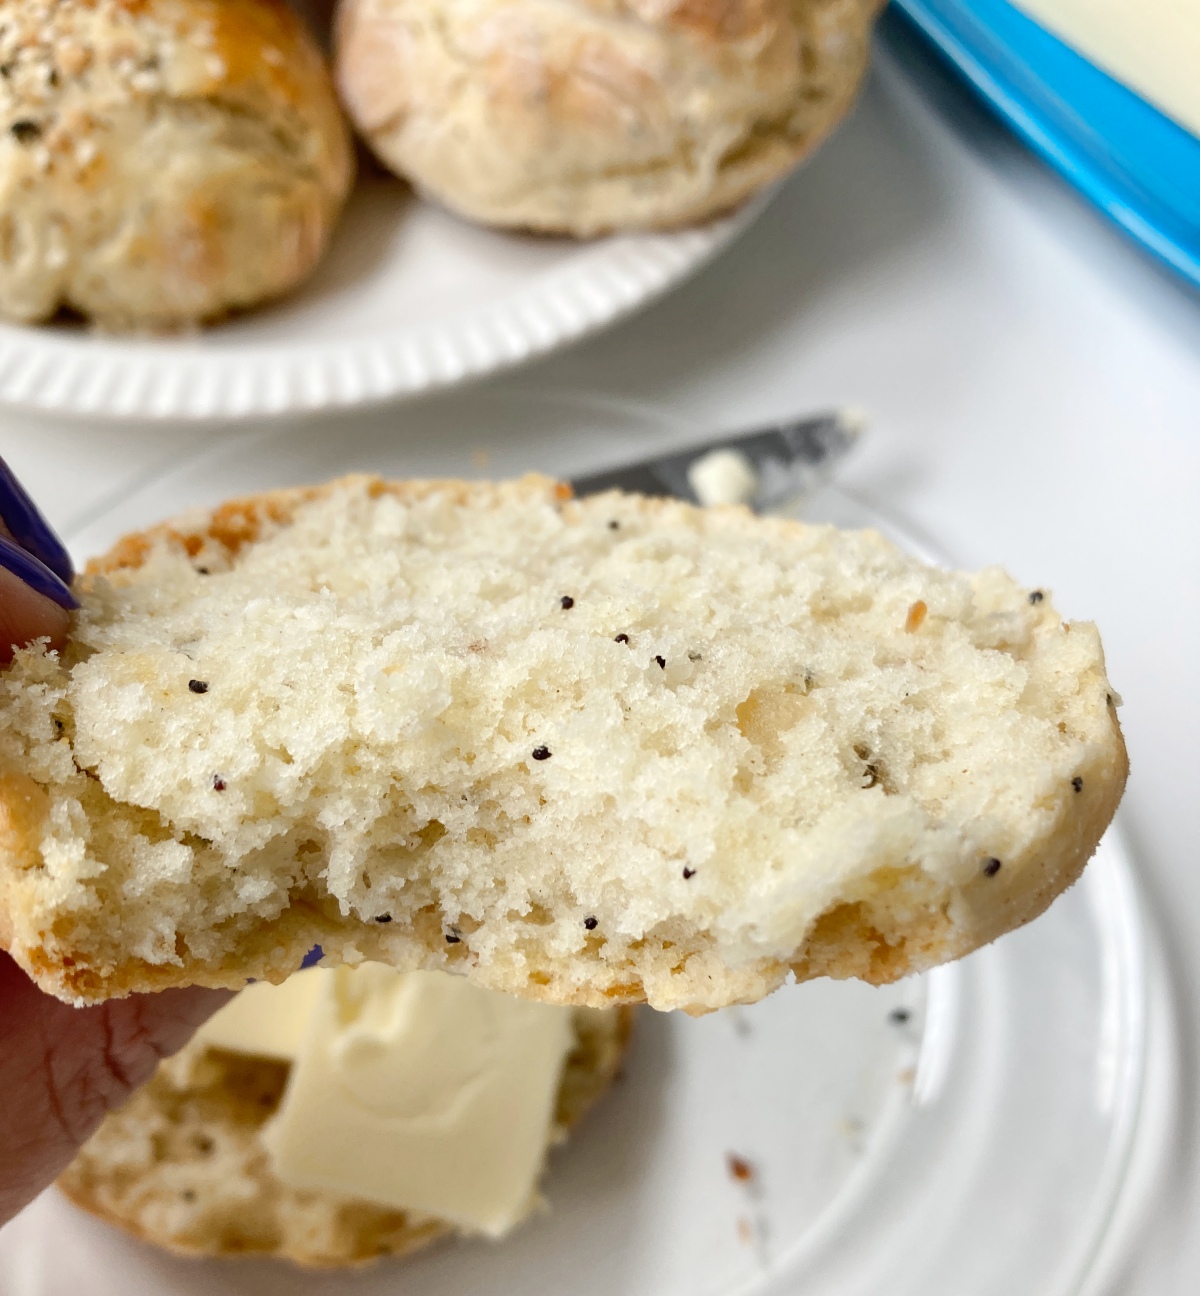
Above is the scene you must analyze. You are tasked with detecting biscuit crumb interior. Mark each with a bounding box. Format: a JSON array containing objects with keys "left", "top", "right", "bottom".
[{"left": 0, "top": 476, "right": 1124, "bottom": 1009}]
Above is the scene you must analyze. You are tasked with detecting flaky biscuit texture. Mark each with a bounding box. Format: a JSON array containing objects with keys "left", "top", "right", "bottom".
[{"left": 0, "top": 475, "right": 1126, "bottom": 1010}]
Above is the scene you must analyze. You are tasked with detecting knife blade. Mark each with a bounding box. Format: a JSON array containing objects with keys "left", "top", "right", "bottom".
[{"left": 569, "top": 409, "right": 863, "bottom": 513}]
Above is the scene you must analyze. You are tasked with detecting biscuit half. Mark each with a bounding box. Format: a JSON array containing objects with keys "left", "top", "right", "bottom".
[
  {"left": 58, "top": 1005, "right": 634, "bottom": 1268},
  {"left": 0, "top": 475, "right": 1127, "bottom": 1010}
]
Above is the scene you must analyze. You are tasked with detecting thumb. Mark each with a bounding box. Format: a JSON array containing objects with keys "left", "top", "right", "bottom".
[
  {"left": 0, "top": 952, "right": 230, "bottom": 1225},
  {"left": 0, "top": 556, "right": 73, "bottom": 665},
  {"left": 0, "top": 456, "right": 77, "bottom": 665}
]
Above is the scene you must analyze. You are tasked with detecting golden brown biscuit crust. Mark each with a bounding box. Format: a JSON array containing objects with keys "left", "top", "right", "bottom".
[
  {"left": 335, "top": 0, "right": 885, "bottom": 235},
  {"left": 0, "top": 0, "right": 353, "bottom": 328}
]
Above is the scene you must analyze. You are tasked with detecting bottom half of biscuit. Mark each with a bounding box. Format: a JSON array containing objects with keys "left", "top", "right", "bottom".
[{"left": 58, "top": 1005, "right": 634, "bottom": 1269}]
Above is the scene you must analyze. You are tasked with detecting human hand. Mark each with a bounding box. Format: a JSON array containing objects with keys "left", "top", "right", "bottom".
[
  {"left": 0, "top": 456, "right": 76, "bottom": 664},
  {"left": 0, "top": 457, "right": 229, "bottom": 1226}
]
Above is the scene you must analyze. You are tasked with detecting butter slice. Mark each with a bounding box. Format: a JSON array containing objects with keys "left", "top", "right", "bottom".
[
  {"left": 262, "top": 966, "right": 575, "bottom": 1237},
  {"left": 194, "top": 968, "right": 329, "bottom": 1061}
]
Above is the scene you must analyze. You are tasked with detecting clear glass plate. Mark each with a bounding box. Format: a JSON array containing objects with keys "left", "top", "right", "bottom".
[{"left": 0, "top": 391, "right": 1176, "bottom": 1296}]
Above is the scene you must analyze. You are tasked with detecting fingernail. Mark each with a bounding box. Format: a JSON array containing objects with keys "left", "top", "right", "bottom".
[
  {"left": 0, "top": 533, "right": 78, "bottom": 609},
  {"left": 0, "top": 456, "right": 74, "bottom": 585}
]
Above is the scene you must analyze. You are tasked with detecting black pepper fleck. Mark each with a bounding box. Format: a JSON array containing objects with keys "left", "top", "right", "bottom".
[
  {"left": 682, "top": 867, "right": 695, "bottom": 880},
  {"left": 445, "top": 927, "right": 462, "bottom": 944},
  {"left": 615, "top": 633, "right": 629, "bottom": 644},
  {"left": 1072, "top": 776, "right": 1083, "bottom": 792},
  {"left": 188, "top": 679, "right": 209, "bottom": 694},
  {"left": 654, "top": 655, "right": 666, "bottom": 670},
  {"left": 10, "top": 120, "right": 41, "bottom": 143},
  {"left": 608, "top": 519, "right": 620, "bottom": 530},
  {"left": 688, "top": 651, "right": 703, "bottom": 662},
  {"left": 196, "top": 566, "right": 210, "bottom": 575},
  {"left": 374, "top": 914, "right": 392, "bottom": 923},
  {"left": 532, "top": 745, "right": 552, "bottom": 761},
  {"left": 212, "top": 776, "right": 226, "bottom": 792},
  {"left": 888, "top": 1007, "right": 911, "bottom": 1025},
  {"left": 182, "top": 1189, "right": 196, "bottom": 1203},
  {"left": 983, "top": 857, "right": 1002, "bottom": 877},
  {"left": 583, "top": 915, "right": 598, "bottom": 930},
  {"left": 560, "top": 595, "right": 575, "bottom": 609},
  {"left": 1028, "top": 590, "right": 1045, "bottom": 605}
]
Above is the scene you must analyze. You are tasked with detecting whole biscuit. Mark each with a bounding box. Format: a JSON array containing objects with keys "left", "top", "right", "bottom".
[
  {"left": 0, "top": 0, "right": 354, "bottom": 329},
  {"left": 335, "top": 0, "right": 884, "bottom": 235}
]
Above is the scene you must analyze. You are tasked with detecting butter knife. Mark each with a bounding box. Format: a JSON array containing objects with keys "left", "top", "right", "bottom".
[{"left": 570, "top": 409, "right": 863, "bottom": 513}]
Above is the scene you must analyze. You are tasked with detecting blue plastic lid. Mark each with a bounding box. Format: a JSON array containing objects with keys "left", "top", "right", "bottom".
[{"left": 889, "top": 0, "right": 1200, "bottom": 290}]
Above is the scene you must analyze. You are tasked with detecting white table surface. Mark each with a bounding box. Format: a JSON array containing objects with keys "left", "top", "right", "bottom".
[{"left": 0, "top": 23, "right": 1196, "bottom": 1295}]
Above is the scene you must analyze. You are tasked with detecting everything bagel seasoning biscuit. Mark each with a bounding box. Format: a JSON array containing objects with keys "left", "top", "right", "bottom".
[{"left": 0, "top": 474, "right": 1126, "bottom": 1010}]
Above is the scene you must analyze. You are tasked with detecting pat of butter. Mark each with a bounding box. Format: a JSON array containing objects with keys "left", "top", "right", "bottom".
[
  {"left": 687, "top": 449, "right": 759, "bottom": 508},
  {"left": 262, "top": 965, "right": 575, "bottom": 1238},
  {"left": 1011, "top": 0, "right": 1200, "bottom": 138},
  {"left": 194, "top": 967, "right": 328, "bottom": 1061}
]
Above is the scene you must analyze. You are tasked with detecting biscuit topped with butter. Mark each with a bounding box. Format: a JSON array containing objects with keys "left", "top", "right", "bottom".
[
  {"left": 0, "top": 474, "right": 1126, "bottom": 1012},
  {"left": 60, "top": 966, "right": 633, "bottom": 1267}
]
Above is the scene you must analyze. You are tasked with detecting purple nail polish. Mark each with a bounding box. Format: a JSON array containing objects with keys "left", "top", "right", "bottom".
[
  {"left": 0, "top": 456, "right": 74, "bottom": 584},
  {"left": 0, "top": 533, "right": 78, "bottom": 610}
]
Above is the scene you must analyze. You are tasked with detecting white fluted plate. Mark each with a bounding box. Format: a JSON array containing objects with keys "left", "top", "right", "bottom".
[{"left": 0, "top": 178, "right": 762, "bottom": 422}]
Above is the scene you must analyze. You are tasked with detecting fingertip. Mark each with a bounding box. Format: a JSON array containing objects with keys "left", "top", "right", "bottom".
[
  {"left": 132, "top": 984, "right": 235, "bottom": 1048},
  {"left": 0, "top": 564, "right": 71, "bottom": 665}
]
